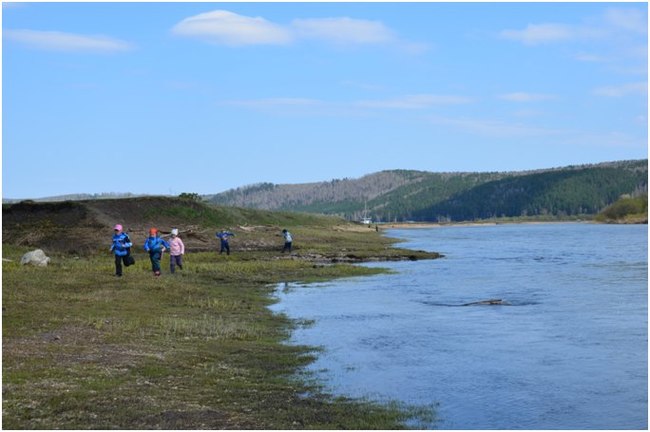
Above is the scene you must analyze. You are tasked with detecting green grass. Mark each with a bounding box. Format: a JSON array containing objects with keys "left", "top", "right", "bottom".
[
  {"left": 2, "top": 229, "right": 438, "bottom": 429},
  {"left": 140, "top": 196, "right": 342, "bottom": 229}
]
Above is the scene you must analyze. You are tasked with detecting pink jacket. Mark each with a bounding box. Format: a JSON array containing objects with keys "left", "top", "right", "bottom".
[{"left": 169, "top": 236, "right": 185, "bottom": 256}]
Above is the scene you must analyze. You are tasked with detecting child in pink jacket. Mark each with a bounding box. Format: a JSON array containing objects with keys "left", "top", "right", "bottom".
[{"left": 169, "top": 228, "right": 185, "bottom": 273}]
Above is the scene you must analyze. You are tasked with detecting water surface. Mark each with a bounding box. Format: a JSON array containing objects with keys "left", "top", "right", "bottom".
[{"left": 270, "top": 223, "right": 647, "bottom": 429}]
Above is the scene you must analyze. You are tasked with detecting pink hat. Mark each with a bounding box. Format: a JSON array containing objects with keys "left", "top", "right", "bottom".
[{"left": 113, "top": 224, "right": 123, "bottom": 231}]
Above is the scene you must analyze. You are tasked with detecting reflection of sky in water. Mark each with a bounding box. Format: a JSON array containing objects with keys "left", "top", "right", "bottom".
[{"left": 270, "top": 224, "right": 648, "bottom": 429}]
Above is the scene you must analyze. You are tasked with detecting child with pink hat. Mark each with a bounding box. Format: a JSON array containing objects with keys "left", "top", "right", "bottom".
[{"left": 110, "top": 224, "right": 133, "bottom": 277}]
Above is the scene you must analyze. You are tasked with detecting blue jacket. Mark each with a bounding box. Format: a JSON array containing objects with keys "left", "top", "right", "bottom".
[
  {"left": 216, "top": 231, "right": 234, "bottom": 243},
  {"left": 144, "top": 236, "right": 171, "bottom": 254},
  {"left": 111, "top": 233, "right": 133, "bottom": 257}
]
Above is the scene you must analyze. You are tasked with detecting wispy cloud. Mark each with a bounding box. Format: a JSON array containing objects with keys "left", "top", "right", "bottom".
[
  {"left": 563, "top": 130, "right": 647, "bottom": 149},
  {"left": 429, "top": 115, "right": 562, "bottom": 139},
  {"left": 172, "top": 9, "right": 426, "bottom": 52},
  {"left": 429, "top": 113, "right": 646, "bottom": 149},
  {"left": 498, "top": 92, "right": 558, "bottom": 102},
  {"left": 574, "top": 52, "right": 610, "bottom": 63},
  {"left": 500, "top": 23, "right": 578, "bottom": 45},
  {"left": 291, "top": 16, "right": 429, "bottom": 53},
  {"left": 222, "top": 98, "right": 322, "bottom": 109},
  {"left": 171, "top": 10, "right": 292, "bottom": 46},
  {"left": 340, "top": 80, "right": 387, "bottom": 92},
  {"left": 222, "top": 93, "right": 471, "bottom": 113},
  {"left": 500, "top": 7, "right": 646, "bottom": 46},
  {"left": 292, "top": 17, "right": 395, "bottom": 45},
  {"left": 603, "top": 8, "right": 647, "bottom": 35},
  {"left": 356, "top": 94, "right": 472, "bottom": 109},
  {"left": 592, "top": 82, "right": 648, "bottom": 97},
  {"left": 4, "top": 29, "right": 133, "bottom": 53}
]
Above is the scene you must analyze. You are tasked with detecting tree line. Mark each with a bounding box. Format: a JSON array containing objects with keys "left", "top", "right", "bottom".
[{"left": 207, "top": 160, "right": 648, "bottom": 222}]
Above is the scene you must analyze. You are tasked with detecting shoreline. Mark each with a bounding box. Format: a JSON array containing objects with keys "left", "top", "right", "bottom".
[
  {"left": 2, "top": 223, "right": 440, "bottom": 429},
  {"left": 376, "top": 220, "right": 590, "bottom": 229}
]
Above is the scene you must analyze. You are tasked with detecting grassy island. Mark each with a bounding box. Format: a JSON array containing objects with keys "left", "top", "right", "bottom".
[{"left": 2, "top": 198, "right": 440, "bottom": 429}]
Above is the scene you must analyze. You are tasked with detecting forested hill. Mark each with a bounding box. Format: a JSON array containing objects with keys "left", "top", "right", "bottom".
[{"left": 206, "top": 160, "right": 648, "bottom": 222}]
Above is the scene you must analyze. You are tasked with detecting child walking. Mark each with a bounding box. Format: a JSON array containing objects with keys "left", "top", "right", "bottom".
[
  {"left": 110, "top": 224, "right": 133, "bottom": 277},
  {"left": 216, "top": 229, "right": 235, "bottom": 255},
  {"left": 282, "top": 229, "right": 293, "bottom": 253},
  {"left": 169, "top": 228, "right": 185, "bottom": 274},
  {"left": 143, "top": 227, "right": 170, "bottom": 276}
]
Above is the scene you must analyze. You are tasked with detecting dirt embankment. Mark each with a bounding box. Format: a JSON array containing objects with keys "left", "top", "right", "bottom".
[
  {"left": 2, "top": 197, "right": 441, "bottom": 264},
  {"left": 3, "top": 198, "right": 232, "bottom": 255}
]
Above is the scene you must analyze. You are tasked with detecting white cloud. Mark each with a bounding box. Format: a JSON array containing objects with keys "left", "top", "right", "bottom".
[
  {"left": 500, "top": 23, "right": 576, "bottom": 45},
  {"left": 356, "top": 94, "right": 472, "bottom": 109},
  {"left": 4, "top": 29, "right": 133, "bottom": 53},
  {"left": 498, "top": 92, "right": 558, "bottom": 102},
  {"left": 172, "top": 10, "right": 426, "bottom": 52},
  {"left": 592, "top": 82, "right": 648, "bottom": 97},
  {"left": 603, "top": 8, "right": 647, "bottom": 34},
  {"left": 172, "top": 10, "right": 292, "bottom": 46},
  {"left": 574, "top": 52, "right": 610, "bottom": 62},
  {"left": 500, "top": 7, "right": 647, "bottom": 46},
  {"left": 221, "top": 93, "right": 471, "bottom": 114},
  {"left": 291, "top": 17, "right": 395, "bottom": 45}
]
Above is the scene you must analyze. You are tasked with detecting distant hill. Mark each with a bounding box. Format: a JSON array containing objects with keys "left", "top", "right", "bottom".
[
  {"left": 2, "top": 192, "right": 147, "bottom": 204},
  {"left": 206, "top": 160, "right": 648, "bottom": 222}
]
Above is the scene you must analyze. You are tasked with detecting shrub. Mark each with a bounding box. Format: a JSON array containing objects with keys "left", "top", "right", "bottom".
[{"left": 598, "top": 194, "right": 648, "bottom": 220}]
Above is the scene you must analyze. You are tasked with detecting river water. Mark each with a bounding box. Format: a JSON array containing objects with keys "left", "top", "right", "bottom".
[{"left": 269, "top": 223, "right": 648, "bottom": 429}]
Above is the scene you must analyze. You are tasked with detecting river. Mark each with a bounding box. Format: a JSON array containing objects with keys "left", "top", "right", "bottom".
[{"left": 269, "top": 223, "right": 648, "bottom": 429}]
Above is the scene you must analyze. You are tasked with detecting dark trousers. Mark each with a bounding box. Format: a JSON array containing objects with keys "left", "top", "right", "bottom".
[
  {"left": 114, "top": 254, "right": 128, "bottom": 276},
  {"left": 220, "top": 241, "right": 230, "bottom": 255},
  {"left": 282, "top": 241, "right": 292, "bottom": 253},
  {"left": 170, "top": 255, "right": 183, "bottom": 273},
  {"left": 149, "top": 250, "right": 162, "bottom": 274}
]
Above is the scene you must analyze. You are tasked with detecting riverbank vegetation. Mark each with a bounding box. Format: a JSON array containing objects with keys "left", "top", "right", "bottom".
[
  {"left": 2, "top": 198, "right": 439, "bottom": 429},
  {"left": 594, "top": 193, "right": 648, "bottom": 224}
]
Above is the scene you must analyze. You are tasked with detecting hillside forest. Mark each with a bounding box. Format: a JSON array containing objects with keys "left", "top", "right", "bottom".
[{"left": 207, "top": 160, "right": 648, "bottom": 222}]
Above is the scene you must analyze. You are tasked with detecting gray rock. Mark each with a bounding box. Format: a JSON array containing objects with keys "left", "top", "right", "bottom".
[{"left": 20, "top": 249, "right": 50, "bottom": 267}]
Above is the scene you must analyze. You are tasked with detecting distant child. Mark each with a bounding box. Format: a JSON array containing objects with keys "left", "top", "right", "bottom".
[
  {"left": 169, "top": 228, "right": 185, "bottom": 274},
  {"left": 282, "top": 229, "right": 293, "bottom": 253},
  {"left": 110, "top": 224, "right": 133, "bottom": 277},
  {"left": 216, "top": 229, "right": 235, "bottom": 255},
  {"left": 143, "top": 227, "right": 170, "bottom": 276}
]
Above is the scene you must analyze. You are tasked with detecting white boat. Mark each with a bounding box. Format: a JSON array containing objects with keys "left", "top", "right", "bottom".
[{"left": 360, "top": 201, "right": 372, "bottom": 224}]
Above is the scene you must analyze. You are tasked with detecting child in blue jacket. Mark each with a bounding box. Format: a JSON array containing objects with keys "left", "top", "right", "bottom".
[
  {"left": 216, "top": 229, "right": 235, "bottom": 255},
  {"left": 110, "top": 224, "right": 133, "bottom": 277},
  {"left": 144, "top": 227, "right": 170, "bottom": 276}
]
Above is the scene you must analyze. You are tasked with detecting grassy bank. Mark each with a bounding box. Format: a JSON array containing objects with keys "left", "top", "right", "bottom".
[{"left": 2, "top": 224, "right": 439, "bottom": 429}]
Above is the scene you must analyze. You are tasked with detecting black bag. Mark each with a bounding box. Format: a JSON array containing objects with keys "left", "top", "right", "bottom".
[{"left": 124, "top": 253, "right": 135, "bottom": 267}]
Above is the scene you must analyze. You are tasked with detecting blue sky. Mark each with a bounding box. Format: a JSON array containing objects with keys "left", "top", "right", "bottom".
[{"left": 3, "top": 2, "right": 648, "bottom": 199}]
